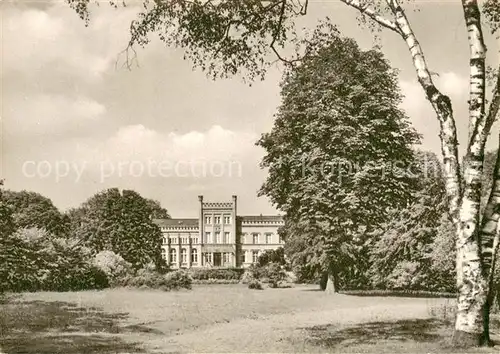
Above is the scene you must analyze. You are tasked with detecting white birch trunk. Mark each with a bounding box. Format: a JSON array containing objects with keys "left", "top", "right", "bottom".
[{"left": 452, "top": 1, "right": 488, "bottom": 345}]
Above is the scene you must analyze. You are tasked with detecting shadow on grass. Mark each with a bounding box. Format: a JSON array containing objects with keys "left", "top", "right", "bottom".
[
  {"left": 303, "top": 318, "right": 447, "bottom": 350},
  {"left": 0, "top": 299, "right": 158, "bottom": 354}
]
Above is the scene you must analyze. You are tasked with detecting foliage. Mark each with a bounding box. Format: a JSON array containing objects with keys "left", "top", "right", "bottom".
[
  {"left": 2, "top": 190, "right": 69, "bottom": 237},
  {"left": 67, "top": 188, "right": 165, "bottom": 270},
  {"left": 189, "top": 268, "right": 245, "bottom": 281},
  {"left": 339, "top": 289, "right": 457, "bottom": 299},
  {"left": 93, "top": 251, "right": 133, "bottom": 287},
  {"left": 248, "top": 279, "right": 263, "bottom": 290},
  {"left": 370, "top": 151, "right": 453, "bottom": 291},
  {"left": 122, "top": 269, "right": 192, "bottom": 291},
  {"left": 0, "top": 227, "right": 108, "bottom": 292},
  {"left": 266, "top": 263, "right": 287, "bottom": 288},
  {"left": 145, "top": 199, "right": 171, "bottom": 219},
  {"left": 257, "top": 247, "right": 287, "bottom": 268}
]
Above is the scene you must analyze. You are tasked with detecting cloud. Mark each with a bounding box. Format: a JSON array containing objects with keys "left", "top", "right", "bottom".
[
  {"left": 2, "top": 3, "right": 138, "bottom": 82},
  {"left": 3, "top": 94, "right": 106, "bottom": 140}
]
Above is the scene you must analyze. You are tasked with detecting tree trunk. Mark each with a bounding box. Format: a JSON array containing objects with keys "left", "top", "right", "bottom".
[{"left": 324, "top": 265, "right": 338, "bottom": 294}]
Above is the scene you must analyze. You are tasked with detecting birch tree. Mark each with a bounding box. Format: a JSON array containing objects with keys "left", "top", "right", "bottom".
[{"left": 68, "top": 0, "right": 500, "bottom": 347}]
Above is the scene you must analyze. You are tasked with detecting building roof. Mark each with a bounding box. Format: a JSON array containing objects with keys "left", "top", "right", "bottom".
[
  {"left": 239, "top": 215, "right": 283, "bottom": 222},
  {"left": 153, "top": 218, "right": 199, "bottom": 227}
]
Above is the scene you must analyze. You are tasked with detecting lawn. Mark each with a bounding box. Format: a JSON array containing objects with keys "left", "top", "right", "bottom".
[{"left": 1, "top": 284, "right": 498, "bottom": 353}]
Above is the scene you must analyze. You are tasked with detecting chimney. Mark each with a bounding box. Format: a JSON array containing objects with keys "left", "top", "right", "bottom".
[{"left": 198, "top": 195, "right": 204, "bottom": 202}]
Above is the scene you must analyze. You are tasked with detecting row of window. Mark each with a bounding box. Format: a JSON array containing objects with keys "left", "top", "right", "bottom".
[
  {"left": 162, "top": 233, "right": 284, "bottom": 245},
  {"left": 204, "top": 231, "right": 231, "bottom": 244},
  {"left": 163, "top": 237, "right": 199, "bottom": 245},
  {"left": 242, "top": 233, "right": 284, "bottom": 244},
  {"left": 162, "top": 249, "right": 233, "bottom": 264},
  {"left": 204, "top": 215, "right": 231, "bottom": 225},
  {"left": 162, "top": 248, "right": 199, "bottom": 264}
]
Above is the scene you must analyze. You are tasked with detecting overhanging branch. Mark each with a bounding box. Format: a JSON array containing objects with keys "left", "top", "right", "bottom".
[{"left": 340, "top": 0, "right": 401, "bottom": 34}]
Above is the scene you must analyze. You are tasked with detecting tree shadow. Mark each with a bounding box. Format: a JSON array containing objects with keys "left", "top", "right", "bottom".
[
  {"left": 302, "top": 318, "right": 446, "bottom": 349},
  {"left": 0, "top": 299, "right": 161, "bottom": 353}
]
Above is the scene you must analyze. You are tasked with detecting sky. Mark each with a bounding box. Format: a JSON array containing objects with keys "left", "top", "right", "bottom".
[{"left": 1, "top": 0, "right": 499, "bottom": 217}]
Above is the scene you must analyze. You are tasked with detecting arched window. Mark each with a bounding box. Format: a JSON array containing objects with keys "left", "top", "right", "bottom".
[
  {"left": 161, "top": 248, "right": 166, "bottom": 259},
  {"left": 170, "top": 249, "right": 177, "bottom": 263},
  {"left": 181, "top": 248, "right": 187, "bottom": 264},
  {"left": 191, "top": 249, "right": 198, "bottom": 263}
]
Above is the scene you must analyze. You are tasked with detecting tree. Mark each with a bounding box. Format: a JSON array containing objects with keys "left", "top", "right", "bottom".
[
  {"left": 146, "top": 199, "right": 171, "bottom": 220},
  {"left": 370, "top": 151, "right": 453, "bottom": 291},
  {"left": 69, "top": 0, "right": 500, "bottom": 346},
  {"left": 257, "top": 34, "right": 420, "bottom": 294},
  {"left": 68, "top": 188, "right": 164, "bottom": 270},
  {"left": 257, "top": 247, "right": 286, "bottom": 267},
  {"left": 2, "top": 190, "right": 69, "bottom": 237}
]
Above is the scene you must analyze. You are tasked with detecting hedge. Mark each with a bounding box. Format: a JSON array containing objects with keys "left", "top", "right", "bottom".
[
  {"left": 188, "top": 268, "right": 245, "bottom": 281},
  {"left": 338, "top": 289, "right": 457, "bottom": 298}
]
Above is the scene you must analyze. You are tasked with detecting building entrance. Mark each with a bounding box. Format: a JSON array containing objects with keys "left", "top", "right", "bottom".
[{"left": 213, "top": 252, "right": 222, "bottom": 267}]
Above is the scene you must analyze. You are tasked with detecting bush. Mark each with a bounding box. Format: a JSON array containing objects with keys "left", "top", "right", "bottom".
[
  {"left": 43, "top": 264, "right": 109, "bottom": 292},
  {"left": 93, "top": 251, "right": 133, "bottom": 287},
  {"left": 192, "top": 279, "right": 240, "bottom": 285},
  {"left": 267, "top": 263, "right": 287, "bottom": 288},
  {"left": 248, "top": 279, "right": 263, "bottom": 290},
  {"left": 189, "top": 268, "right": 244, "bottom": 281},
  {"left": 164, "top": 270, "right": 192, "bottom": 290},
  {"left": 123, "top": 269, "right": 192, "bottom": 291}
]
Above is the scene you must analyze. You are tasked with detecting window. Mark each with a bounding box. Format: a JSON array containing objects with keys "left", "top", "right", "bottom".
[
  {"left": 252, "top": 251, "right": 259, "bottom": 263},
  {"left": 171, "top": 237, "right": 178, "bottom": 244},
  {"left": 205, "top": 215, "right": 212, "bottom": 224},
  {"left": 162, "top": 237, "right": 167, "bottom": 245},
  {"left": 224, "top": 232, "right": 230, "bottom": 244},
  {"left": 205, "top": 253, "right": 212, "bottom": 264},
  {"left": 223, "top": 253, "right": 230, "bottom": 264},
  {"left": 205, "top": 232, "right": 211, "bottom": 243},
  {"left": 266, "top": 233, "right": 272, "bottom": 244},
  {"left": 170, "top": 249, "right": 177, "bottom": 263},
  {"left": 192, "top": 237, "right": 199, "bottom": 244},
  {"left": 215, "top": 232, "right": 221, "bottom": 244},
  {"left": 214, "top": 216, "right": 221, "bottom": 224},
  {"left": 191, "top": 249, "right": 198, "bottom": 263},
  {"left": 161, "top": 248, "right": 166, "bottom": 259},
  {"left": 224, "top": 215, "right": 231, "bottom": 224},
  {"left": 252, "top": 233, "right": 259, "bottom": 244},
  {"left": 181, "top": 248, "right": 187, "bottom": 264}
]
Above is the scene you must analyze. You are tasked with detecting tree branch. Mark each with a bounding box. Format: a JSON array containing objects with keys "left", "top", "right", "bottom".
[
  {"left": 340, "top": 0, "right": 401, "bottom": 34},
  {"left": 383, "top": 0, "right": 462, "bottom": 223}
]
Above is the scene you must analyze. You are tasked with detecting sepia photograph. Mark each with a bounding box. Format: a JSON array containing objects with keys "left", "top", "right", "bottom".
[{"left": 1, "top": 0, "right": 500, "bottom": 353}]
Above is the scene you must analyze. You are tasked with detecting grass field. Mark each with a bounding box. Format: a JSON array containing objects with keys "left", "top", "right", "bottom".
[{"left": 1, "top": 284, "right": 499, "bottom": 353}]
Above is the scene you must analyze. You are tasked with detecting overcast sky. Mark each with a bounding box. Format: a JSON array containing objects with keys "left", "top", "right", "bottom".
[{"left": 1, "top": 0, "right": 499, "bottom": 217}]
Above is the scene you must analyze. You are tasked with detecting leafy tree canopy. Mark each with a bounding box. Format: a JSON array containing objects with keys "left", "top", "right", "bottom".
[
  {"left": 68, "top": 188, "right": 165, "bottom": 270},
  {"left": 2, "top": 190, "right": 68, "bottom": 237}
]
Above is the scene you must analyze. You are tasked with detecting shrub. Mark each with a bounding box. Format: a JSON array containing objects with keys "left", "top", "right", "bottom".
[
  {"left": 164, "top": 270, "right": 192, "bottom": 290},
  {"left": 123, "top": 269, "right": 192, "bottom": 291},
  {"left": 189, "top": 268, "right": 244, "bottom": 281},
  {"left": 93, "top": 251, "right": 133, "bottom": 287},
  {"left": 239, "top": 270, "right": 255, "bottom": 284},
  {"left": 248, "top": 279, "right": 263, "bottom": 290},
  {"left": 192, "top": 279, "right": 240, "bottom": 284},
  {"left": 267, "top": 263, "right": 287, "bottom": 288}
]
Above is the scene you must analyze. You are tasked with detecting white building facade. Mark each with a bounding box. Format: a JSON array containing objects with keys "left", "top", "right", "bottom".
[{"left": 154, "top": 195, "right": 284, "bottom": 268}]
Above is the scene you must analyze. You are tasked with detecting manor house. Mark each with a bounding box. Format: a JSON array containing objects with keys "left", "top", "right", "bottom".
[{"left": 153, "top": 195, "right": 284, "bottom": 268}]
